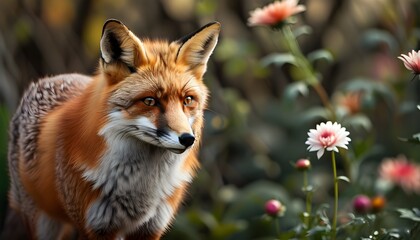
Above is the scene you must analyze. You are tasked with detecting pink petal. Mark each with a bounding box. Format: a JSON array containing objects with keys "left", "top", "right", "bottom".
[
  {"left": 248, "top": 0, "right": 306, "bottom": 27},
  {"left": 399, "top": 50, "right": 420, "bottom": 73}
]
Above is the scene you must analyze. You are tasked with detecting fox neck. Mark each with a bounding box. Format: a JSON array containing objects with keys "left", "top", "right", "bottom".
[
  {"left": 83, "top": 136, "right": 192, "bottom": 192},
  {"left": 81, "top": 134, "right": 193, "bottom": 233}
]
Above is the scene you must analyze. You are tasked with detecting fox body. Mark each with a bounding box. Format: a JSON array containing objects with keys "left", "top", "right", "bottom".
[{"left": 7, "top": 20, "right": 220, "bottom": 239}]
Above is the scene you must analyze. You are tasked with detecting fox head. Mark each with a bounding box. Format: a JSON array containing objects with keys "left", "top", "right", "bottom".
[{"left": 97, "top": 20, "right": 220, "bottom": 153}]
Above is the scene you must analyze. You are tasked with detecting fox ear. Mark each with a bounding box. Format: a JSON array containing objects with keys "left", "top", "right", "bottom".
[
  {"left": 176, "top": 22, "right": 220, "bottom": 77},
  {"left": 100, "top": 19, "right": 148, "bottom": 73}
]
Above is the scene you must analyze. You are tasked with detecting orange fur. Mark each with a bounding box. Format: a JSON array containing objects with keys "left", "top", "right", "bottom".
[{"left": 8, "top": 20, "right": 220, "bottom": 239}]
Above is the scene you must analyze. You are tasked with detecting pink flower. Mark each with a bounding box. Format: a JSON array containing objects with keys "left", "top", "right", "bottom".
[
  {"left": 398, "top": 50, "right": 420, "bottom": 74},
  {"left": 248, "top": 0, "right": 306, "bottom": 27},
  {"left": 352, "top": 195, "right": 371, "bottom": 214},
  {"left": 264, "top": 199, "right": 286, "bottom": 217},
  {"left": 336, "top": 91, "right": 364, "bottom": 115},
  {"left": 305, "top": 121, "right": 351, "bottom": 159},
  {"left": 379, "top": 155, "right": 420, "bottom": 194},
  {"left": 295, "top": 158, "right": 311, "bottom": 171}
]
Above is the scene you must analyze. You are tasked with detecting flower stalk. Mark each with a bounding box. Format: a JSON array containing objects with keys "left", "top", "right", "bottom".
[
  {"left": 275, "top": 218, "right": 281, "bottom": 237},
  {"left": 280, "top": 25, "right": 316, "bottom": 85},
  {"left": 296, "top": 159, "right": 312, "bottom": 231},
  {"left": 303, "top": 170, "right": 311, "bottom": 215},
  {"left": 280, "top": 25, "right": 336, "bottom": 120},
  {"left": 305, "top": 121, "right": 350, "bottom": 238},
  {"left": 264, "top": 199, "right": 286, "bottom": 237},
  {"left": 303, "top": 170, "right": 312, "bottom": 231},
  {"left": 331, "top": 151, "right": 338, "bottom": 239}
]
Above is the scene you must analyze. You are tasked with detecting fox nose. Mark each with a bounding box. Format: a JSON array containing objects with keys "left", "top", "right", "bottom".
[{"left": 179, "top": 133, "right": 195, "bottom": 148}]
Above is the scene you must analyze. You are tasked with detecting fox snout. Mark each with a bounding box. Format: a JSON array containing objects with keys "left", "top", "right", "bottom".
[
  {"left": 179, "top": 133, "right": 195, "bottom": 148},
  {"left": 162, "top": 130, "right": 196, "bottom": 154},
  {"left": 162, "top": 132, "right": 196, "bottom": 154}
]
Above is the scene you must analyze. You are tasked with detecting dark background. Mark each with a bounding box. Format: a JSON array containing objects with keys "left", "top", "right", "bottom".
[{"left": 1, "top": 0, "right": 419, "bottom": 239}]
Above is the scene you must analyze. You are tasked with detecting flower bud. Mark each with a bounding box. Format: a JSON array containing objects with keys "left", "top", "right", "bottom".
[
  {"left": 352, "top": 195, "right": 372, "bottom": 214},
  {"left": 371, "top": 195, "right": 386, "bottom": 213},
  {"left": 264, "top": 199, "right": 286, "bottom": 217},
  {"left": 295, "top": 159, "right": 311, "bottom": 171}
]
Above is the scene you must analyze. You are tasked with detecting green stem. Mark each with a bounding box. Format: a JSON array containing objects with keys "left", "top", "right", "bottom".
[
  {"left": 275, "top": 217, "right": 281, "bottom": 239},
  {"left": 281, "top": 25, "right": 316, "bottom": 84},
  {"left": 312, "top": 83, "right": 336, "bottom": 121},
  {"left": 281, "top": 25, "right": 336, "bottom": 121},
  {"left": 331, "top": 151, "right": 338, "bottom": 240},
  {"left": 303, "top": 171, "right": 311, "bottom": 220},
  {"left": 302, "top": 170, "right": 312, "bottom": 239}
]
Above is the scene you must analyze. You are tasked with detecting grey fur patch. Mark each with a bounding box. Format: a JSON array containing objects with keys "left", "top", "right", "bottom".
[
  {"left": 15, "top": 74, "right": 91, "bottom": 164},
  {"left": 36, "top": 212, "right": 62, "bottom": 240},
  {"left": 7, "top": 74, "right": 91, "bottom": 230}
]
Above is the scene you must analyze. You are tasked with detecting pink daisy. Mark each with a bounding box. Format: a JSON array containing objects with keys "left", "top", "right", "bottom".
[
  {"left": 248, "top": 0, "right": 306, "bottom": 27},
  {"left": 398, "top": 50, "right": 420, "bottom": 74},
  {"left": 379, "top": 155, "right": 420, "bottom": 194},
  {"left": 305, "top": 121, "right": 351, "bottom": 159}
]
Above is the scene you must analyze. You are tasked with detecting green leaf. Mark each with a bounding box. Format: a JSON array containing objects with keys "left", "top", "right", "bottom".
[
  {"left": 397, "top": 208, "right": 420, "bottom": 222},
  {"left": 293, "top": 25, "right": 313, "bottom": 38},
  {"left": 341, "top": 78, "right": 395, "bottom": 109},
  {"left": 307, "top": 49, "right": 334, "bottom": 64},
  {"left": 307, "top": 226, "right": 330, "bottom": 236},
  {"left": 361, "top": 29, "right": 398, "bottom": 53},
  {"left": 399, "top": 133, "right": 420, "bottom": 145},
  {"left": 342, "top": 78, "right": 388, "bottom": 93},
  {"left": 302, "top": 185, "right": 314, "bottom": 193},
  {"left": 283, "top": 82, "right": 309, "bottom": 102},
  {"left": 299, "top": 107, "right": 329, "bottom": 123},
  {"left": 413, "top": 133, "right": 420, "bottom": 141},
  {"left": 261, "top": 53, "right": 296, "bottom": 67},
  {"left": 337, "top": 176, "right": 350, "bottom": 183},
  {"left": 344, "top": 114, "right": 372, "bottom": 131}
]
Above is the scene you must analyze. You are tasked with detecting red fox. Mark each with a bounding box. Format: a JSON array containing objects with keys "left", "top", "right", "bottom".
[{"left": 7, "top": 19, "right": 220, "bottom": 239}]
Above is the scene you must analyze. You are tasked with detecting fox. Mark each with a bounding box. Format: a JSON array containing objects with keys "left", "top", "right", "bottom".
[{"left": 7, "top": 19, "right": 220, "bottom": 239}]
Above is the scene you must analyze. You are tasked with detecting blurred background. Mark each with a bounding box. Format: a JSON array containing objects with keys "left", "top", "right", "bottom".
[{"left": 0, "top": 0, "right": 419, "bottom": 239}]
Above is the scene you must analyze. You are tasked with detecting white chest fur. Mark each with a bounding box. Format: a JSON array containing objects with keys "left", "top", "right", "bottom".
[{"left": 82, "top": 137, "right": 192, "bottom": 234}]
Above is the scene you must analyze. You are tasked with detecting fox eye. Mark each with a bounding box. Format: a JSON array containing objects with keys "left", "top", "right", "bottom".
[
  {"left": 143, "top": 97, "right": 156, "bottom": 106},
  {"left": 184, "top": 96, "right": 194, "bottom": 106}
]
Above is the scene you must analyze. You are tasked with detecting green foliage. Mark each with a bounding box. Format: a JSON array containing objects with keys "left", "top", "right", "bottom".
[
  {"left": 292, "top": 25, "right": 313, "bottom": 38},
  {"left": 361, "top": 30, "right": 398, "bottom": 53},
  {"left": 169, "top": 0, "right": 420, "bottom": 238},
  {"left": 397, "top": 208, "right": 420, "bottom": 222},
  {"left": 307, "top": 49, "right": 334, "bottom": 65},
  {"left": 399, "top": 133, "right": 420, "bottom": 145},
  {"left": 0, "top": 105, "right": 9, "bottom": 222},
  {"left": 261, "top": 53, "right": 297, "bottom": 67}
]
